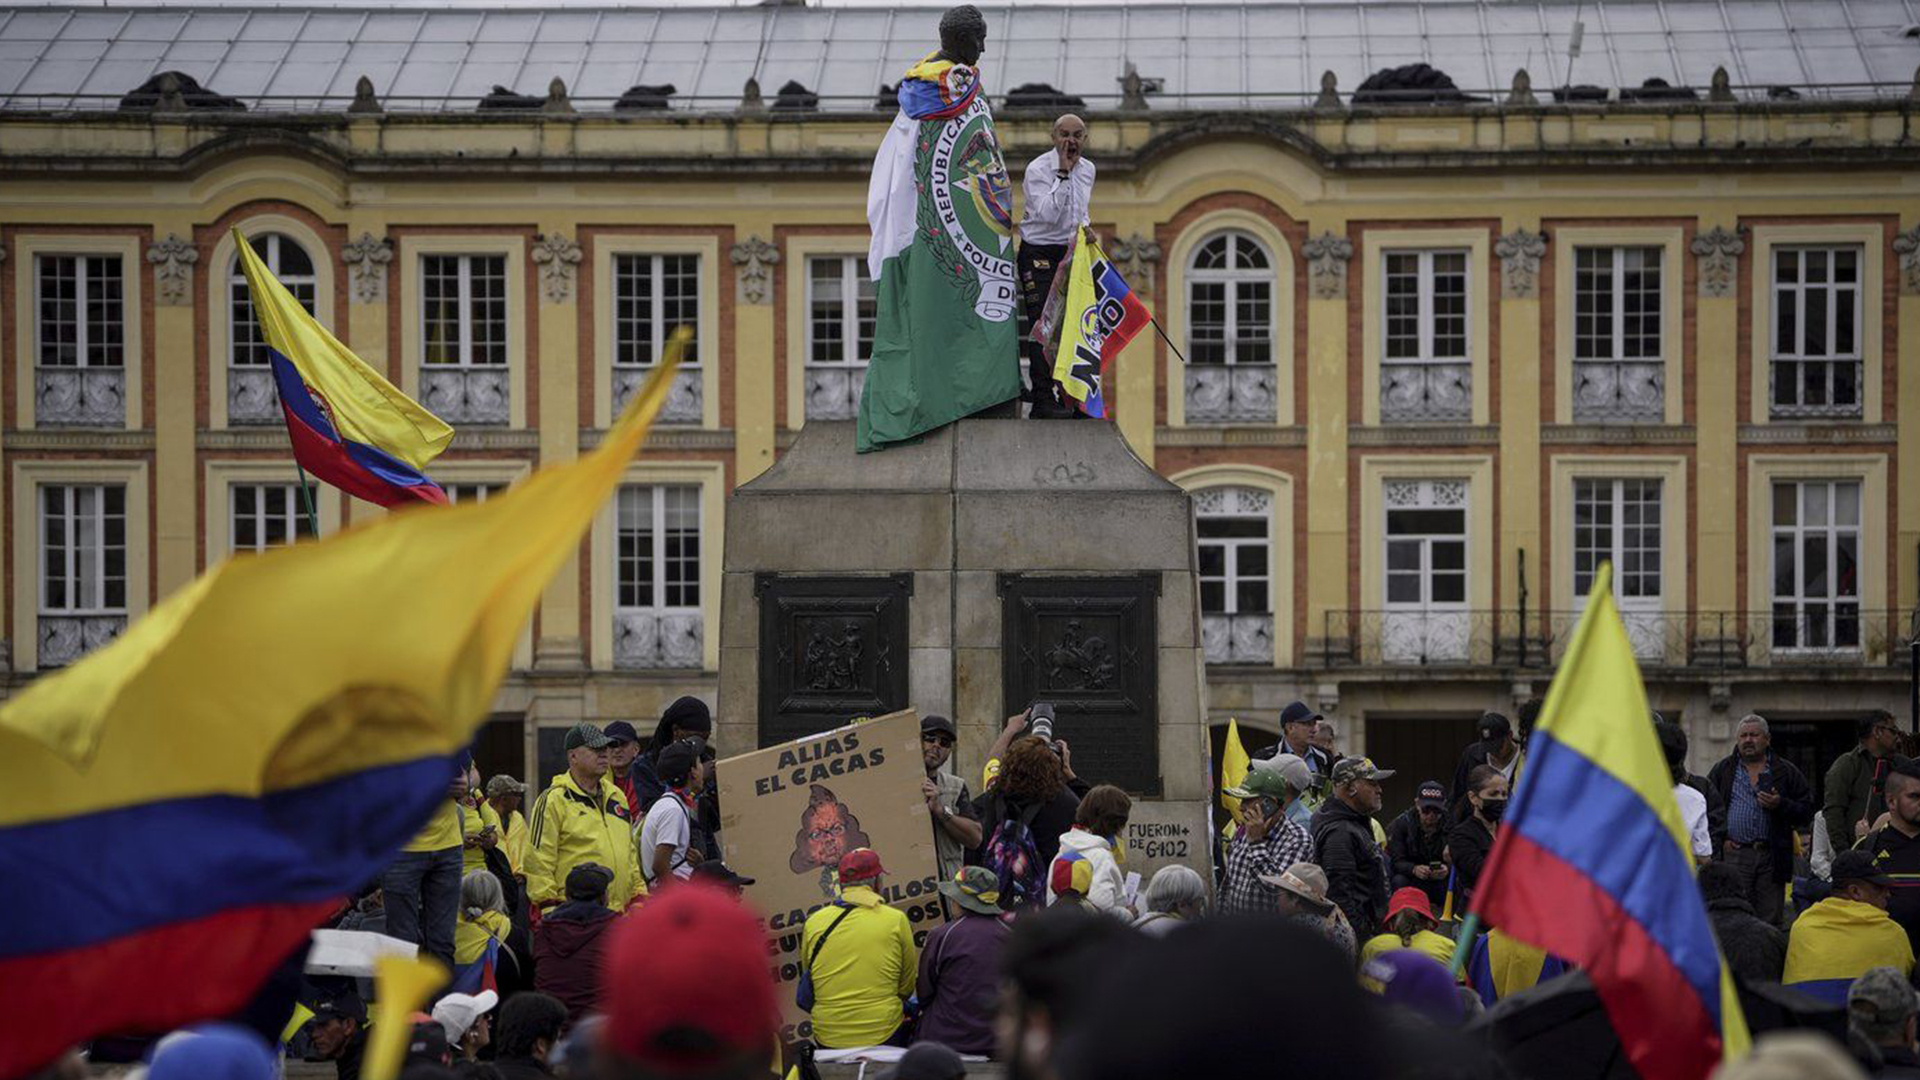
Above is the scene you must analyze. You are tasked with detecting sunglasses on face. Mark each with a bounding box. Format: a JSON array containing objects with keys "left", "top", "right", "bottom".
[{"left": 922, "top": 734, "right": 955, "bottom": 748}]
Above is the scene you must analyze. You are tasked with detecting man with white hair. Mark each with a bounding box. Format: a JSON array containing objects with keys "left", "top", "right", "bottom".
[
  {"left": 1134, "top": 865, "right": 1208, "bottom": 935},
  {"left": 1708, "top": 713, "right": 1815, "bottom": 928}
]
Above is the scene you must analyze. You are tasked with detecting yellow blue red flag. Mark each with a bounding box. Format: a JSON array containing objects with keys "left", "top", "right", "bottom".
[
  {"left": 0, "top": 333, "right": 687, "bottom": 1078},
  {"left": 233, "top": 227, "right": 453, "bottom": 506},
  {"left": 1047, "top": 230, "right": 1150, "bottom": 420},
  {"left": 1475, "top": 562, "right": 1749, "bottom": 1080}
]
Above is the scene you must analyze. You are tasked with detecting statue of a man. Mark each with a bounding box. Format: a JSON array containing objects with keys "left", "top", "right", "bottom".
[{"left": 857, "top": 4, "right": 1023, "bottom": 452}]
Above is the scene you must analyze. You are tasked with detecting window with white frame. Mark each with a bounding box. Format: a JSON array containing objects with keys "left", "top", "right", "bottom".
[
  {"left": 38, "top": 483, "right": 127, "bottom": 668},
  {"left": 612, "top": 253, "right": 701, "bottom": 420},
  {"left": 1380, "top": 479, "right": 1470, "bottom": 662},
  {"left": 446, "top": 482, "right": 507, "bottom": 505},
  {"left": 804, "top": 255, "right": 876, "bottom": 420},
  {"left": 1183, "top": 232, "right": 1276, "bottom": 423},
  {"left": 1380, "top": 250, "right": 1470, "bottom": 423},
  {"left": 422, "top": 255, "right": 508, "bottom": 368},
  {"left": 1572, "top": 478, "right": 1661, "bottom": 604},
  {"left": 1770, "top": 247, "right": 1862, "bottom": 419},
  {"left": 1770, "top": 479, "right": 1860, "bottom": 651},
  {"left": 614, "top": 485, "right": 703, "bottom": 669},
  {"left": 34, "top": 254, "right": 127, "bottom": 427},
  {"left": 231, "top": 233, "right": 315, "bottom": 367},
  {"left": 230, "top": 483, "right": 316, "bottom": 552},
  {"left": 1195, "top": 486, "right": 1272, "bottom": 665},
  {"left": 1572, "top": 247, "right": 1663, "bottom": 422}
]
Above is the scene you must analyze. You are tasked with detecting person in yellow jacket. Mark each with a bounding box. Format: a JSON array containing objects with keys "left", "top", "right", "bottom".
[
  {"left": 525, "top": 724, "right": 647, "bottom": 912},
  {"left": 800, "top": 848, "right": 917, "bottom": 1049},
  {"left": 1361, "top": 887, "right": 1457, "bottom": 968},
  {"left": 384, "top": 760, "right": 470, "bottom": 967},
  {"left": 1785, "top": 850, "right": 1915, "bottom": 1004},
  {"left": 486, "top": 774, "right": 531, "bottom": 876}
]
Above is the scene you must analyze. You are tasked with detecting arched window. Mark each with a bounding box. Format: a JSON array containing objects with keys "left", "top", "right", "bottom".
[
  {"left": 228, "top": 233, "right": 315, "bottom": 422},
  {"left": 1185, "top": 232, "right": 1277, "bottom": 424},
  {"left": 1194, "top": 485, "right": 1273, "bottom": 664}
]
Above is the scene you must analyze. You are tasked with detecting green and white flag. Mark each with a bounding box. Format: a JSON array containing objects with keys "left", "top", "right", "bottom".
[{"left": 859, "top": 55, "right": 1022, "bottom": 452}]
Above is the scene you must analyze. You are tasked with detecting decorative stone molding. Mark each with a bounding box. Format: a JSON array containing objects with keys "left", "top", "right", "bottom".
[
  {"left": 730, "top": 236, "right": 780, "bottom": 305},
  {"left": 741, "top": 77, "right": 765, "bottom": 114},
  {"left": 1893, "top": 224, "right": 1920, "bottom": 296},
  {"left": 1709, "top": 66, "right": 1736, "bottom": 103},
  {"left": 348, "top": 75, "right": 382, "bottom": 114},
  {"left": 1690, "top": 225, "right": 1745, "bottom": 298},
  {"left": 531, "top": 232, "right": 582, "bottom": 303},
  {"left": 1107, "top": 232, "right": 1161, "bottom": 282},
  {"left": 1507, "top": 69, "right": 1537, "bottom": 106},
  {"left": 1314, "top": 71, "right": 1341, "bottom": 110},
  {"left": 1494, "top": 227, "right": 1547, "bottom": 298},
  {"left": 147, "top": 233, "right": 197, "bottom": 306},
  {"left": 1302, "top": 231, "right": 1354, "bottom": 300},
  {"left": 341, "top": 231, "right": 393, "bottom": 303},
  {"left": 542, "top": 77, "right": 575, "bottom": 116}
]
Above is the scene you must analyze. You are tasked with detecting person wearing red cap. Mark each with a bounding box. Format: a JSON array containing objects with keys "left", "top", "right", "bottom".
[
  {"left": 1360, "top": 887, "right": 1457, "bottom": 968},
  {"left": 800, "top": 848, "right": 919, "bottom": 1049},
  {"left": 596, "top": 883, "right": 781, "bottom": 1080}
]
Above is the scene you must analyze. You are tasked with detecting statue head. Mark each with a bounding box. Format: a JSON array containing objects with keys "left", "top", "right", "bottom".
[{"left": 938, "top": 4, "right": 987, "bottom": 66}]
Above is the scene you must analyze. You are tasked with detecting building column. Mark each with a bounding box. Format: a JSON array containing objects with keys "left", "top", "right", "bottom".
[
  {"left": 1112, "top": 219, "right": 1161, "bottom": 466},
  {"left": 732, "top": 220, "right": 778, "bottom": 484},
  {"left": 1497, "top": 218, "right": 1544, "bottom": 635},
  {"left": 152, "top": 214, "right": 199, "bottom": 600},
  {"left": 1694, "top": 216, "right": 1740, "bottom": 627},
  {"left": 1302, "top": 217, "right": 1351, "bottom": 662},
  {"left": 534, "top": 221, "right": 584, "bottom": 669},
  {"left": 340, "top": 216, "right": 391, "bottom": 528},
  {"left": 1897, "top": 216, "right": 1919, "bottom": 613}
]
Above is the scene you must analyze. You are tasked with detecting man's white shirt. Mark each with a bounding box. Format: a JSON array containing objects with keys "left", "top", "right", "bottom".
[{"left": 1019, "top": 149, "right": 1095, "bottom": 246}]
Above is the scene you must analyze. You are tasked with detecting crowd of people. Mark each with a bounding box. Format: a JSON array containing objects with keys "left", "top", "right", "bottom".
[{"left": 47, "top": 699, "right": 1920, "bottom": 1080}]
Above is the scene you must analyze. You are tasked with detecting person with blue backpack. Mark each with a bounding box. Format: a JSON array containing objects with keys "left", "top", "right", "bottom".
[{"left": 971, "top": 724, "right": 1087, "bottom": 911}]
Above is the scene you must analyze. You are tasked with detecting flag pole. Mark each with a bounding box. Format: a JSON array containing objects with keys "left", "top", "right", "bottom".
[
  {"left": 293, "top": 459, "right": 322, "bottom": 540},
  {"left": 1081, "top": 230, "right": 1190, "bottom": 366}
]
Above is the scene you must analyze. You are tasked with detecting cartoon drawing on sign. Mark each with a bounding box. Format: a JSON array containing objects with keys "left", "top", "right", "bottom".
[{"left": 790, "top": 784, "right": 874, "bottom": 899}]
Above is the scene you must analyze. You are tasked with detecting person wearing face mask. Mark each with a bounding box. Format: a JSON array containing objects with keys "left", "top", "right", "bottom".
[{"left": 1448, "top": 765, "right": 1507, "bottom": 912}]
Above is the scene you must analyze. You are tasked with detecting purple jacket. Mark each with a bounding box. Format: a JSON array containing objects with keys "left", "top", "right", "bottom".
[{"left": 913, "top": 912, "right": 1009, "bottom": 1055}]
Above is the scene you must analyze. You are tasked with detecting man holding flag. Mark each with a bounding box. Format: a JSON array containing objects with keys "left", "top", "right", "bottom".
[{"left": 1018, "top": 113, "right": 1094, "bottom": 417}]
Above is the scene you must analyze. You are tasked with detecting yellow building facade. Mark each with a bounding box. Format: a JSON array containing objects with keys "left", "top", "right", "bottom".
[{"left": 3, "top": 3, "right": 1917, "bottom": 796}]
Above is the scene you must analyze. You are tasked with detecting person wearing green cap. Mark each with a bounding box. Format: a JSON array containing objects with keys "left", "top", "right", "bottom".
[
  {"left": 525, "top": 723, "right": 646, "bottom": 913},
  {"left": 1220, "top": 762, "right": 1314, "bottom": 917}
]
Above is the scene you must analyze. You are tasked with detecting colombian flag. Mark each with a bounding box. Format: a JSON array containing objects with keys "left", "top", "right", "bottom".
[
  {"left": 1475, "top": 563, "right": 1749, "bottom": 1080},
  {"left": 0, "top": 340, "right": 685, "bottom": 1078},
  {"left": 1049, "top": 230, "right": 1150, "bottom": 420},
  {"left": 233, "top": 228, "right": 452, "bottom": 507}
]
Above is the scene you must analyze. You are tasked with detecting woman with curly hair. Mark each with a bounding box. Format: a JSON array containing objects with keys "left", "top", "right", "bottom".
[{"left": 972, "top": 732, "right": 1086, "bottom": 877}]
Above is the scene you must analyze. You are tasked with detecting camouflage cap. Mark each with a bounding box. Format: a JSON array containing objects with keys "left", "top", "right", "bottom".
[
  {"left": 1849, "top": 966, "right": 1919, "bottom": 1024},
  {"left": 1331, "top": 756, "right": 1395, "bottom": 785}
]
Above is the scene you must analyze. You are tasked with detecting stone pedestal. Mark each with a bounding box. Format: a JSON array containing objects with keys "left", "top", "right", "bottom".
[{"left": 719, "top": 419, "right": 1210, "bottom": 825}]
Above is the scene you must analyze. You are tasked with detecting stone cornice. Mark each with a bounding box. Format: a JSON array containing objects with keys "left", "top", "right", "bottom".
[
  {"left": 1154, "top": 426, "right": 1307, "bottom": 448},
  {"left": 1347, "top": 425, "right": 1501, "bottom": 447},
  {"left": 579, "top": 426, "right": 735, "bottom": 451},
  {"left": 1736, "top": 423, "right": 1897, "bottom": 445},
  {"left": 1541, "top": 424, "right": 1699, "bottom": 444},
  {"left": 5, "top": 429, "right": 156, "bottom": 451}
]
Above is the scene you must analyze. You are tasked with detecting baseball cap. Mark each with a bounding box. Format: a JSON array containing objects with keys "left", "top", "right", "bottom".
[
  {"left": 939, "top": 865, "right": 1004, "bottom": 916},
  {"left": 690, "top": 862, "right": 756, "bottom": 889},
  {"left": 566, "top": 862, "right": 615, "bottom": 901},
  {"left": 1254, "top": 752, "right": 1313, "bottom": 795},
  {"left": 564, "top": 722, "right": 612, "bottom": 752},
  {"left": 600, "top": 884, "right": 780, "bottom": 1070},
  {"left": 1361, "top": 950, "right": 1464, "bottom": 1026},
  {"left": 1280, "top": 701, "right": 1323, "bottom": 728},
  {"left": 1414, "top": 780, "right": 1446, "bottom": 809},
  {"left": 1224, "top": 766, "right": 1295, "bottom": 802},
  {"left": 603, "top": 720, "right": 640, "bottom": 745},
  {"left": 1385, "top": 886, "right": 1437, "bottom": 924},
  {"left": 431, "top": 990, "right": 497, "bottom": 1045},
  {"left": 1331, "top": 756, "right": 1395, "bottom": 785},
  {"left": 1259, "top": 862, "right": 1332, "bottom": 912},
  {"left": 484, "top": 774, "right": 526, "bottom": 798},
  {"left": 1849, "top": 966, "right": 1919, "bottom": 1023},
  {"left": 1832, "top": 849, "right": 1893, "bottom": 888},
  {"left": 1478, "top": 712, "right": 1512, "bottom": 741},
  {"left": 839, "top": 847, "right": 886, "bottom": 883},
  {"left": 657, "top": 738, "right": 702, "bottom": 785},
  {"left": 309, "top": 993, "right": 366, "bottom": 1025},
  {"left": 147, "top": 1024, "right": 277, "bottom": 1080},
  {"left": 879, "top": 1042, "right": 967, "bottom": 1080},
  {"left": 921, "top": 714, "right": 958, "bottom": 740},
  {"left": 404, "top": 1020, "right": 450, "bottom": 1066}
]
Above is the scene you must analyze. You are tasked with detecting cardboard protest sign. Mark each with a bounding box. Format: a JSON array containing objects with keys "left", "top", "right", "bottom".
[
  {"left": 715, "top": 709, "right": 945, "bottom": 1043},
  {"left": 1119, "top": 799, "right": 1214, "bottom": 885}
]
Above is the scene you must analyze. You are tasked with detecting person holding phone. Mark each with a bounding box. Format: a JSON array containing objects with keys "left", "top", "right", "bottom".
[
  {"left": 1386, "top": 780, "right": 1451, "bottom": 911},
  {"left": 1708, "top": 713, "right": 1815, "bottom": 928},
  {"left": 1219, "top": 758, "right": 1314, "bottom": 917}
]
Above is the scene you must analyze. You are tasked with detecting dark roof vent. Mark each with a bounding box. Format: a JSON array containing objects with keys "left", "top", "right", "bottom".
[
  {"left": 1768, "top": 85, "right": 1803, "bottom": 101},
  {"left": 616, "top": 84, "right": 677, "bottom": 110},
  {"left": 1352, "top": 63, "right": 1474, "bottom": 105},
  {"left": 771, "top": 79, "right": 819, "bottom": 112},
  {"left": 1003, "top": 83, "right": 1086, "bottom": 110},
  {"left": 875, "top": 83, "right": 899, "bottom": 112},
  {"left": 119, "top": 71, "right": 244, "bottom": 112},
  {"left": 477, "top": 85, "right": 542, "bottom": 111},
  {"left": 1626, "top": 77, "right": 1698, "bottom": 102},
  {"left": 1551, "top": 84, "right": 1611, "bottom": 103}
]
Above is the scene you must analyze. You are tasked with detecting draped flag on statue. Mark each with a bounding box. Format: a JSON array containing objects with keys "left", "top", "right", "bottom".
[
  {"left": 0, "top": 335, "right": 686, "bottom": 1080},
  {"left": 860, "top": 52, "right": 1023, "bottom": 452},
  {"left": 1045, "top": 229, "right": 1149, "bottom": 419},
  {"left": 233, "top": 228, "right": 452, "bottom": 506},
  {"left": 1473, "top": 562, "right": 1749, "bottom": 1080}
]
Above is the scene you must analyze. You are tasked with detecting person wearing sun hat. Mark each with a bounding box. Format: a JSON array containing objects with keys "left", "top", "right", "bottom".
[
  {"left": 1263, "top": 861, "right": 1355, "bottom": 960},
  {"left": 914, "top": 866, "right": 1012, "bottom": 1055},
  {"left": 1361, "top": 887, "right": 1457, "bottom": 968}
]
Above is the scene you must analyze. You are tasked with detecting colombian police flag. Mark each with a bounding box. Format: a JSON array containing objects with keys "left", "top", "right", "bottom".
[{"left": 1048, "top": 229, "right": 1150, "bottom": 420}]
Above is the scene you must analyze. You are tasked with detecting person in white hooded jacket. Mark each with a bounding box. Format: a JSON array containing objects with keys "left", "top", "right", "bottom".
[{"left": 1046, "top": 785, "right": 1134, "bottom": 915}]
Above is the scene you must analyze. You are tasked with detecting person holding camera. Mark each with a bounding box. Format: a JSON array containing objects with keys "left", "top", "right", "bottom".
[
  {"left": 1219, "top": 757, "right": 1314, "bottom": 917},
  {"left": 972, "top": 709, "right": 1087, "bottom": 901},
  {"left": 1708, "top": 713, "right": 1815, "bottom": 928}
]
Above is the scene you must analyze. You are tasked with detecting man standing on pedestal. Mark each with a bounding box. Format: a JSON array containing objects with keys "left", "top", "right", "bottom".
[
  {"left": 1017, "top": 113, "right": 1093, "bottom": 418},
  {"left": 860, "top": 4, "right": 1024, "bottom": 452}
]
